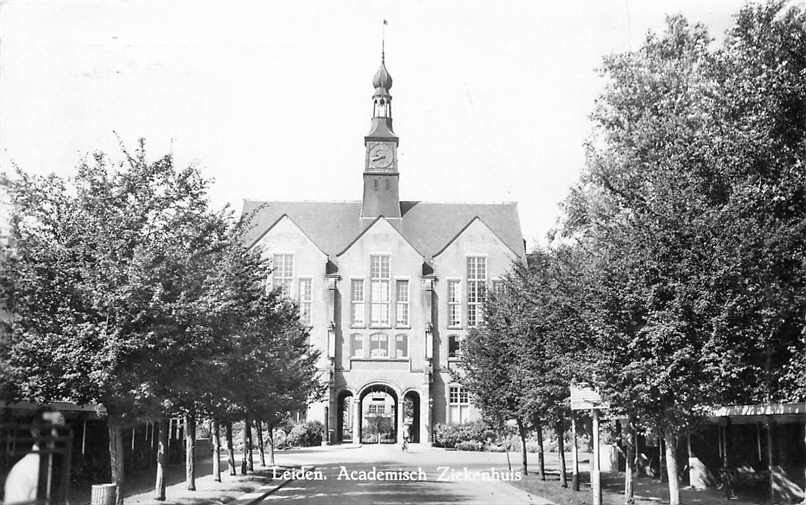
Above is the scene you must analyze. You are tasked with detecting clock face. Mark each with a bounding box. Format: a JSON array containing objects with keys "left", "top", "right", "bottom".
[{"left": 368, "top": 143, "right": 394, "bottom": 170}]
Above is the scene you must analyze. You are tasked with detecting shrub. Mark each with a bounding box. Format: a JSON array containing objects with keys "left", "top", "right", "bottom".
[
  {"left": 272, "top": 428, "right": 288, "bottom": 449},
  {"left": 455, "top": 440, "right": 484, "bottom": 451},
  {"left": 433, "top": 420, "right": 496, "bottom": 448},
  {"left": 285, "top": 420, "right": 324, "bottom": 447}
]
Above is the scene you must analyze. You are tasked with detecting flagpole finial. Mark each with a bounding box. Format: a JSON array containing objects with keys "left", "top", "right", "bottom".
[{"left": 381, "top": 19, "right": 387, "bottom": 63}]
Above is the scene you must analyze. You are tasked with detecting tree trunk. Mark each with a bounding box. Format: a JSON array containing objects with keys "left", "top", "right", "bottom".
[
  {"left": 503, "top": 429, "right": 512, "bottom": 472},
  {"left": 185, "top": 414, "right": 196, "bottom": 490},
  {"left": 624, "top": 421, "right": 635, "bottom": 505},
  {"left": 240, "top": 420, "right": 248, "bottom": 474},
  {"left": 255, "top": 419, "right": 266, "bottom": 467},
  {"left": 516, "top": 419, "right": 528, "bottom": 476},
  {"left": 107, "top": 417, "right": 125, "bottom": 505},
  {"left": 225, "top": 422, "right": 236, "bottom": 476},
  {"left": 663, "top": 427, "right": 680, "bottom": 505},
  {"left": 658, "top": 424, "right": 666, "bottom": 482},
  {"left": 211, "top": 420, "right": 221, "bottom": 482},
  {"left": 536, "top": 423, "right": 545, "bottom": 481},
  {"left": 267, "top": 425, "right": 276, "bottom": 466},
  {"left": 557, "top": 419, "right": 567, "bottom": 488},
  {"left": 571, "top": 412, "right": 580, "bottom": 491},
  {"left": 246, "top": 418, "right": 254, "bottom": 472},
  {"left": 154, "top": 419, "right": 168, "bottom": 500}
]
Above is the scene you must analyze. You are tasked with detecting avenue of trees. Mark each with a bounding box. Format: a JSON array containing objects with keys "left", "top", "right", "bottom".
[
  {"left": 459, "top": 3, "right": 805, "bottom": 505},
  {"left": 0, "top": 140, "right": 324, "bottom": 503}
]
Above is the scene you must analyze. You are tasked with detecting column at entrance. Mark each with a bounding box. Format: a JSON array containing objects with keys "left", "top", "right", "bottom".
[
  {"left": 422, "top": 389, "right": 431, "bottom": 445},
  {"left": 397, "top": 396, "right": 405, "bottom": 444},
  {"left": 352, "top": 398, "right": 361, "bottom": 444}
]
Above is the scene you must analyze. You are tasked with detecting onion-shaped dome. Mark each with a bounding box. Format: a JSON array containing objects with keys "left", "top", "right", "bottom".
[{"left": 372, "top": 61, "right": 393, "bottom": 90}]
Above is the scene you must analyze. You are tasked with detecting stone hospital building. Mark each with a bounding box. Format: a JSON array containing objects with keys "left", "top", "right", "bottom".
[{"left": 243, "top": 54, "right": 525, "bottom": 445}]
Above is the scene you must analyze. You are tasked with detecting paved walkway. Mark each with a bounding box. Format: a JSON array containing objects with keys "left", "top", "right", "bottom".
[{"left": 259, "top": 444, "right": 551, "bottom": 505}]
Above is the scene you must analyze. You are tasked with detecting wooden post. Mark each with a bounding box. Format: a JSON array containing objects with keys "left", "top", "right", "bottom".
[
  {"left": 571, "top": 412, "right": 580, "bottom": 491},
  {"left": 757, "top": 423, "right": 763, "bottom": 463},
  {"left": 766, "top": 416, "right": 775, "bottom": 503},
  {"left": 82, "top": 420, "right": 87, "bottom": 456},
  {"left": 592, "top": 408, "right": 601, "bottom": 505}
]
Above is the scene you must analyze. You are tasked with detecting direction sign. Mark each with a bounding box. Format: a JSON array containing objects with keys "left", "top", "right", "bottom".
[{"left": 569, "top": 385, "right": 610, "bottom": 411}]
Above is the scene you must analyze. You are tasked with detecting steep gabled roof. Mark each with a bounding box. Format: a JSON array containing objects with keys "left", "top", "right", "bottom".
[{"left": 242, "top": 199, "right": 524, "bottom": 259}]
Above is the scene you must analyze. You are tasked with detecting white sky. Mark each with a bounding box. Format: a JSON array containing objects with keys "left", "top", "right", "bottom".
[{"left": 0, "top": 0, "right": 748, "bottom": 248}]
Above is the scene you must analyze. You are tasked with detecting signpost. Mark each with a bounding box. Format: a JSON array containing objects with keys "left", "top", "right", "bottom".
[{"left": 569, "top": 384, "right": 610, "bottom": 505}]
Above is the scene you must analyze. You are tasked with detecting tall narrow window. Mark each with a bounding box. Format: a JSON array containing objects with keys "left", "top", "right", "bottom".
[
  {"left": 395, "top": 334, "right": 408, "bottom": 359},
  {"left": 298, "top": 278, "right": 312, "bottom": 325},
  {"left": 272, "top": 254, "right": 294, "bottom": 297},
  {"left": 447, "top": 280, "right": 462, "bottom": 328},
  {"left": 467, "top": 256, "right": 487, "bottom": 327},
  {"left": 370, "top": 255, "right": 390, "bottom": 326},
  {"left": 369, "top": 333, "right": 389, "bottom": 358},
  {"left": 351, "top": 279, "right": 365, "bottom": 326},
  {"left": 448, "top": 385, "right": 470, "bottom": 424},
  {"left": 351, "top": 334, "right": 364, "bottom": 358},
  {"left": 448, "top": 335, "right": 460, "bottom": 359},
  {"left": 492, "top": 279, "right": 505, "bottom": 297},
  {"left": 395, "top": 279, "right": 409, "bottom": 327}
]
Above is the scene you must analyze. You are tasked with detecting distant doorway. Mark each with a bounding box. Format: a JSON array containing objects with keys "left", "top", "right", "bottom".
[
  {"left": 403, "top": 391, "right": 420, "bottom": 443},
  {"left": 359, "top": 384, "right": 398, "bottom": 444}
]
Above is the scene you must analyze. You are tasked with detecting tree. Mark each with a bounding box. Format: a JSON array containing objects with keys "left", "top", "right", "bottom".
[
  {"left": 559, "top": 4, "right": 806, "bottom": 503},
  {"left": 0, "top": 141, "right": 235, "bottom": 503},
  {"left": 457, "top": 265, "right": 541, "bottom": 476}
]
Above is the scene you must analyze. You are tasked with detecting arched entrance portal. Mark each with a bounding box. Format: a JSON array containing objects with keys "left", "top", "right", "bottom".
[
  {"left": 336, "top": 390, "right": 354, "bottom": 443},
  {"left": 359, "top": 384, "right": 398, "bottom": 444},
  {"left": 403, "top": 391, "right": 421, "bottom": 443}
]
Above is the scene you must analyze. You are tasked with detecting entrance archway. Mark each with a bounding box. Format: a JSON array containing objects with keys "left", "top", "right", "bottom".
[
  {"left": 336, "top": 390, "right": 354, "bottom": 443},
  {"left": 358, "top": 384, "right": 398, "bottom": 444},
  {"left": 403, "top": 391, "right": 421, "bottom": 443}
]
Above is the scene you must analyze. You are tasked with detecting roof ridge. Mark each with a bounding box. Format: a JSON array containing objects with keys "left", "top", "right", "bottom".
[
  {"left": 244, "top": 199, "right": 362, "bottom": 204},
  {"left": 401, "top": 200, "right": 518, "bottom": 205}
]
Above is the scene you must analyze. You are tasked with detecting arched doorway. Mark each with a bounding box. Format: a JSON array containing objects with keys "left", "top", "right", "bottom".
[
  {"left": 336, "top": 390, "right": 354, "bottom": 443},
  {"left": 359, "top": 384, "right": 398, "bottom": 444},
  {"left": 403, "top": 391, "right": 420, "bottom": 443}
]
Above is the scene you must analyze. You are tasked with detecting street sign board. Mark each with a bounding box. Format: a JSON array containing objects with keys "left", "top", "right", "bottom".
[{"left": 570, "top": 385, "right": 610, "bottom": 410}]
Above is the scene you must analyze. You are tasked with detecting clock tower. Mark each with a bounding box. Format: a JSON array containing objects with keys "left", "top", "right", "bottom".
[{"left": 361, "top": 50, "right": 401, "bottom": 219}]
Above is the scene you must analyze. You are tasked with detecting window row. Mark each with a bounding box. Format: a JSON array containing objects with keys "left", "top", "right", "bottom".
[
  {"left": 350, "top": 333, "right": 408, "bottom": 359},
  {"left": 351, "top": 255, "right": 410, "bottom": 327},
  {"left": 271, "top": 253, "right": 507, "bottom": 330},
  {"left": 271, "top": 254, "right": 312, "bottom": 325},
  {"left": 447, "top": 257, "right": 504, "bottom": 329}
]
